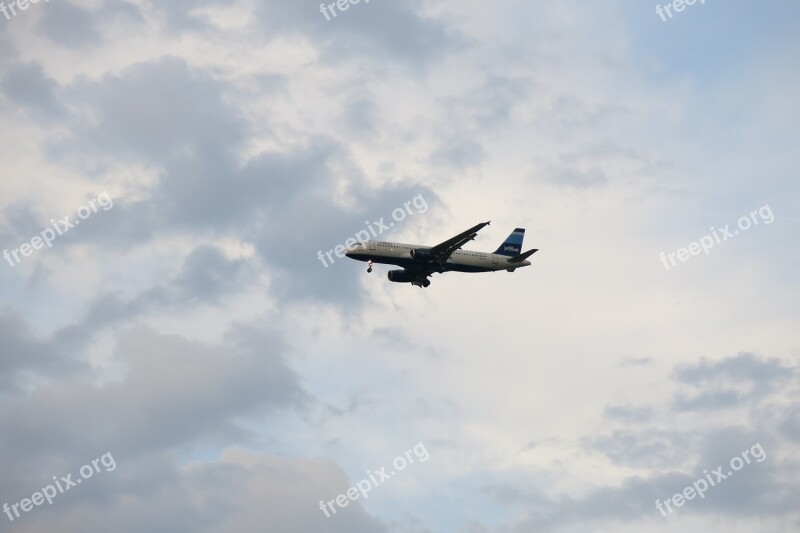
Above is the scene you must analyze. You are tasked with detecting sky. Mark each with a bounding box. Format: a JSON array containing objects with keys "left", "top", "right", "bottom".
[{"left": 0, "top": 1, "right": 798, "bottom": 532}]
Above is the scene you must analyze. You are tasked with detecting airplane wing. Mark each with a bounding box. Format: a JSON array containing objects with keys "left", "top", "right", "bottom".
[{"left": 428, "top": 221, "right": 491, "bottom": 261}]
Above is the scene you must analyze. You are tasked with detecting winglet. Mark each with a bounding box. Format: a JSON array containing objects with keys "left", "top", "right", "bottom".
[{"left": 508, "top": 248, "right": 538, "bottom": 263}]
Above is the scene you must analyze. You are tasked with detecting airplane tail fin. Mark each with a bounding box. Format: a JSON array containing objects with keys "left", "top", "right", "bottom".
[{"left": 494, "top": 228, "right": 525, "bottom": 256}]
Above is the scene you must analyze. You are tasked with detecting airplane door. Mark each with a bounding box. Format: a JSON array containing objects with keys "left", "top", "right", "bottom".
[
  {"left": 492, "top": 254, "right": 498, "bottom": 264},
  {"left": 369, "top": 241, "right": 376, "bottom": 251}
]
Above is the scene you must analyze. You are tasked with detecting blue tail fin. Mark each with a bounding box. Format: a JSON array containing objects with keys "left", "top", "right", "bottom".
[{"left": 494, "top": 228, "right": 525, "bottom": 256}]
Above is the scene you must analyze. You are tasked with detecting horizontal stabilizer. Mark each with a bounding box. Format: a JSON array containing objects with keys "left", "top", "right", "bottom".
[{"left": 508, "top": 248, "right": 538, "bottom": 263}]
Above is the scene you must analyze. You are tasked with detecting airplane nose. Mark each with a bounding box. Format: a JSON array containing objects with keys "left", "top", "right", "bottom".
[
  {"left": 345, "top": 244, "right": 361, "bottom": 256},
  {"left": 345, "top": 242, "right": 367, "bottom": 257}
]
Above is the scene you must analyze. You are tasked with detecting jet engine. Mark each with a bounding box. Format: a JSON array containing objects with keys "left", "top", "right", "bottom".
[
  {"left": 387, "top": 270, "right": 413, "bottom": 283},
  {"left": 409, "top": 249, "right": 435, "bottom": 262}
]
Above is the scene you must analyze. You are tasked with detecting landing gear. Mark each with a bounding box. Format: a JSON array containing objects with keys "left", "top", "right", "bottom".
[{"left": 367, "top": 260, "right": 373, "bottom": 273}]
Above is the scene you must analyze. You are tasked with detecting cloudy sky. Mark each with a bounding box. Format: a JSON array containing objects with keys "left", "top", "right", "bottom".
[{"left": 1, "top": 0, "right": 798, "bottom": 531}]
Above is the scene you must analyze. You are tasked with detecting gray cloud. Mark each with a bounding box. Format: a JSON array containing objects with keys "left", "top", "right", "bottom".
[
  {"left": 673, "top": 353, "right": 795, "bottom": 411},
  {"left": 0, "top": 54, "right": 442, "bottom": 306},
  {"left": 0, "top": 324, "right": 306, "bottom": 484},
  {"left": 0, "top": 62, "right": 65, "bottom": 120},
  {"left": 6, "top": 450, "right": 386, "bottom": 533},
  {"left": 504, "top": 353, "right": 800, "bottom": 531},
  {"left": 584, "top": 428, "right": 691, "bottom": 468},
  {"left": 0, "top": 311, "right": 85, "bottom": 395},
  {"left": 50, "top": 245, "right": 256, "bottom": 354},
  {"left": 674, "top": 352, "right": 794, "bottom": 385},
  {"left": 38, "top": 1, "right": 102, "bottom": 48},
  {"left": 253, "top": 0, "right": 456, "bottom": 68}
]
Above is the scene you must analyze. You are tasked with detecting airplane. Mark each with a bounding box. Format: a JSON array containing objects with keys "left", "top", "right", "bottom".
[{"left": 345, "top": 221, "right": 538, "bottom": 288}]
